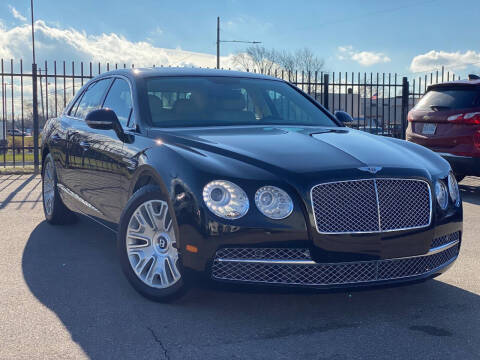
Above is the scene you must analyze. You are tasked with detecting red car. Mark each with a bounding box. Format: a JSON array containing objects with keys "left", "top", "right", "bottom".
[{"left": 406, "top": 75, "right": 480, "bottom": 181}]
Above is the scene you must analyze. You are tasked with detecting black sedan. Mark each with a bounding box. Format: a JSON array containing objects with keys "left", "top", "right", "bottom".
[{"left": 41, "top": 68, "right": 463, "bottom": 301}]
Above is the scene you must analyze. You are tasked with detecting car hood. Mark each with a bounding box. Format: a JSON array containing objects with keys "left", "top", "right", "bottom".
[{"left": 150, "top": 126, "right": 449, "bottom": 177}]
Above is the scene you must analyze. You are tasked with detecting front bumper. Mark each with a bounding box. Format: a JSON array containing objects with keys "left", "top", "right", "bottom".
[
  {"left": 210, "top": 232, "right": 460, "bottom": 288},
  {"left": 437, "top": 152, "right": 480, "bottom": 176}
]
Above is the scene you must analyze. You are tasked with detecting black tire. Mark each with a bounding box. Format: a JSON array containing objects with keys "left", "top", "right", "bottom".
[
  {"left": 455, "top": 174, "right": 465, "bottom": 183},
  {"left": 117, "top": 185, "right": 188, "bottom": 302},
  {"left": 42, "top": 153, "right": 76, "bottom": 225}
]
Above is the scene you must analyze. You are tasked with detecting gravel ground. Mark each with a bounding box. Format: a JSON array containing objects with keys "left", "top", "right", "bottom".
[{"left": 0, "top": 174, "right": 479, "bottom": 360}]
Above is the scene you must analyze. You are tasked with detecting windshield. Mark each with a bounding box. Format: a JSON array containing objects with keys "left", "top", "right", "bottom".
[
  {"left": 145, "top": 76, "right": 337, "bottom": 127},
  {"left": 414, "top": 87, "right": 480, "bottom": 111}
]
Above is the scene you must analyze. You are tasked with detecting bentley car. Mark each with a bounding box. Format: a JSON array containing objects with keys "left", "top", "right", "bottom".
[{"left": 41, "top": 68, "right": 463, "bottom": 301}]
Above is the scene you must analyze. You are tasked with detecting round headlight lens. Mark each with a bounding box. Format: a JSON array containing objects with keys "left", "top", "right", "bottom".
[
  {"left": 448, "top": 172, "right": 460, "bottom": 207},
  {"left": 203, "top": 180, "right": 249, "bottom": 219},
  {"left": 255, "top": 186, "right": 293, "bottom": 219},
  {"left": 435, "top": 180, "right": 448, "bottom": 210}
]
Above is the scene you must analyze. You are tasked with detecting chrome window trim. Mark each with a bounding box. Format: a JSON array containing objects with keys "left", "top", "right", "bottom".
[{"left": 310, "top": 178, "right": 433, "bottom": 235}]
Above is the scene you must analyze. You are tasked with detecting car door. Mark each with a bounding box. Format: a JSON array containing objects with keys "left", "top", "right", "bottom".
[
  {"left": 60, "top": 78, "right": 113, "bottom": 216},
  {"left": 80, "top": 76, "right": 135, "bottom": 223}
]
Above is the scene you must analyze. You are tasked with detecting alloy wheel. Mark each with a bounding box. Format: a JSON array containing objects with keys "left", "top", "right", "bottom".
[{"left": 126, "top": 200, "right": 181, "bottom": 289}]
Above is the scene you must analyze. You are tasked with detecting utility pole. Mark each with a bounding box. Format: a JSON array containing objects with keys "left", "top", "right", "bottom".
[
  {"left": 216, "top": 17, "right": 220, "bottom": 69},
  {"left": 31, "top": 0, "right": 40, "bottom": 173},
  {"left": 216, "top": 17, "right": 261, "bottom": 70}
]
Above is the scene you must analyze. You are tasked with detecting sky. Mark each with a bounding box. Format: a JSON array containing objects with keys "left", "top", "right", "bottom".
[{"left": 1, "top": 0, "right": 480, "bottom": 78}]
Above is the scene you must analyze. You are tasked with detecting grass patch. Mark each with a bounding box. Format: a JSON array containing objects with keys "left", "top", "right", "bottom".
[
  {"left": 1, "top": 150, "right": 37, "bottom": 163},
  {"left": 0, "top": 165, "right": 37, "bottom": 175}
]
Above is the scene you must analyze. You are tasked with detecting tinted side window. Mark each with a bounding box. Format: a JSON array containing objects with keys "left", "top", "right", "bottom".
[
  {"left": 102, "top": 78, "right": 133, "bottom": 127},
  {"left": 67, "top": 91, "right": 84, "bottom": 116},
  {"left": 73, "top": 79, "right": 111, "bottom": 119},
  {"left": 415, "top": 87, "right": 480, "bottom": 111}
]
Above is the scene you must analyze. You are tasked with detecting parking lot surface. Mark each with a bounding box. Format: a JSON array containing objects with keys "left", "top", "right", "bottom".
[{"left": 0, "top": 174, "right": 479, "bottom": 360}]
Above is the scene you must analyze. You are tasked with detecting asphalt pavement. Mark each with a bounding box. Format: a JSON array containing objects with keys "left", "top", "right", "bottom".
[{"left": 0, "top": 174, "right": 479, "bottom": 360}]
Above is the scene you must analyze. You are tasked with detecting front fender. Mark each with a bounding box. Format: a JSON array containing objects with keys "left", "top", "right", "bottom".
[{"left": 133, "top": 144, "right": 311, "bottom": 271}]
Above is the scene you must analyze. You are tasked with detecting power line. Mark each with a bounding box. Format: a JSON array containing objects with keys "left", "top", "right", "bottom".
[{"left": 216, "top": 17, "right": 261, "bottom": 69}]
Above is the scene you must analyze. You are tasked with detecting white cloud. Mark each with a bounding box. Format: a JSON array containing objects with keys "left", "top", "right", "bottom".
[
  {"left": 0, "top": 20, "right": 238, "bottom": 69},
  {"left": 8, "top": 5, "right": 27, "bottom": 22},
  {"left": 337, "top": 45, "right": 391, "bottom": 66},
  {"left": 410, "top": 50, "right": 480, "bottom": 73}
]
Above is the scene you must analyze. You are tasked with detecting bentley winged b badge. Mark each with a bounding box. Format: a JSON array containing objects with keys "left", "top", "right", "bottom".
[{"left": 358, "top": 166, "right": 383, "bottom": 174}]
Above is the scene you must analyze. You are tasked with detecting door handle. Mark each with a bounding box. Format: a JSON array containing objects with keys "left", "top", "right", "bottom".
[{"left": 79, "top": 141, "right": 90, "bottom": 150}]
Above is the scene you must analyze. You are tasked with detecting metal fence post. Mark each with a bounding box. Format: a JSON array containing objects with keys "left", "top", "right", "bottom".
[
  {"left": 401, "top": 76, "right": 409, "bottom": 140},
  {"left": 323, "top": 73, "right": 329, "bottom": 111},
  {"left": 32, "top": 63, "right": 40, "bottom": 173}
]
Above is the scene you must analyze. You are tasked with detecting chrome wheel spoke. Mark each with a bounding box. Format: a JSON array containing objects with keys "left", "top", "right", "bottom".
[
  {"left": 134, "top": 210, "right": 152, "bottom": 232},
  {"left": 164, "top": 217, "right": 173, "bottom": 233},
  {"left": 126, "top": 199, "right": 181, "bottom": 289},
  {"left": 154, "top": 258, "right": 169, "bottom": 286},
  {"left": 166, "top": 255, "right": 180, "bottom": 281},
  {"left": 135, "top": 255, "right": 154, "bottom": 274}
]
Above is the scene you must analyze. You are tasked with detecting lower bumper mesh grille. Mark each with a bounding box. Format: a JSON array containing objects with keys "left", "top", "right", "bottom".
[
  {"left": 211, "top": 234, "right": 460, "bottom": 287},
  {"left": 431, "top": 231, "right": 460, "bottom": 249}
]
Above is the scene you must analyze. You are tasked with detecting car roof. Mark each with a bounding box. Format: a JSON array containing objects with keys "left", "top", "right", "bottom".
[
  {"left": 428, "top": 78, "right": 480, "bottom": 90},
  {"left": 97, "top": 67, "right": 282, "bottom": 81}
]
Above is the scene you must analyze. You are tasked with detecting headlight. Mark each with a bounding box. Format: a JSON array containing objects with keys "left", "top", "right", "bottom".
[
  {"left": 435, "top": 180, "right": 448, "bottom": 210},
  {"left": 255, "top": 186, "right": 293, "bottom": 219},
  {"left": 203, "top": 180, "right": 249, "bottom": 219},
  {"left": 448, "top": 172, "right": 460, "bottom": 207}
]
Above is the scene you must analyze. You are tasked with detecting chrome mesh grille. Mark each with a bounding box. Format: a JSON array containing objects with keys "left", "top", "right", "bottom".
[
  {"left": 215, "top": 248, "right": 311, "bottom": 260},
  {"left": 378, "top": 245, "right": 458, "bottom": 280},
  {"left": 212, "top": 261, "right": 378, "bottom": 285},
  {"left": 376, "top": 179, "right": 431, "bottom": 231},
  {"left": 311, "top": 180, "right": 379, "bottom": 233},
  {"left": 211, "top": 236, "right": 459, "bottom": 286},
  {"left": 431, "top": 231, "right": 460, "bottom": 249},
  {"left": 311, "top": 179, "right": 431, "bottom": 234}
]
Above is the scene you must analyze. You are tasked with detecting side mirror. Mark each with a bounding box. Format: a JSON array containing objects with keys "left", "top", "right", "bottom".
[
  {"left": 85, "top": 108, "right": 130, "bottom": 142},
  {"left": 85, "top": 108, "right": 118, "bottom": 130},
  {"left": 334, "top": 111, "right": 353, "bottom": 124}
]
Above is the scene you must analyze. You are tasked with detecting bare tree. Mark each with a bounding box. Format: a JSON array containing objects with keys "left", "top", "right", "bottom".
[
  {"left": 232, "top": 46, "right": 278, "bottom": 73},
  {"left": 276, "top": 48, "right": 324, "bottom": 74},
  {"left": 234, "top": 46, "right": 324, "bottom": 77},
  {"left": 295, "top": 48, "right": 325, "bottom": 74},
  {"left": 276, "top": 50, "right": 296, "bottom": 74}
]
